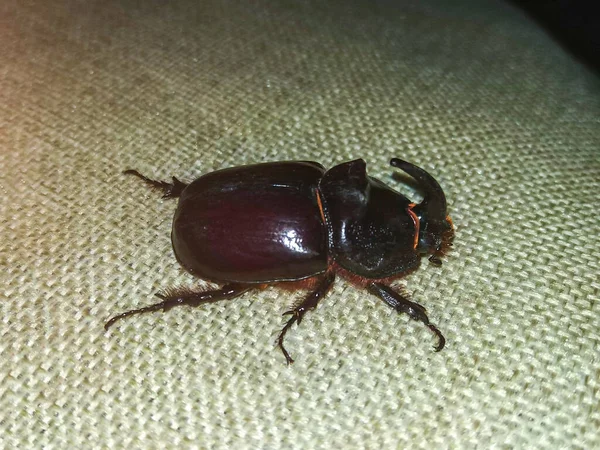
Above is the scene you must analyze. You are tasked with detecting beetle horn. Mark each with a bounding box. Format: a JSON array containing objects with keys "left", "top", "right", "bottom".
[{"left": 390, "top": 158, "right": 447, "bottom": 218}]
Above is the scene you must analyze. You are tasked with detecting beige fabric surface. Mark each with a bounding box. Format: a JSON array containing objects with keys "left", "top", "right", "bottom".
[{"left": 1, "top": 0, "right": 599, "bottom": 448}]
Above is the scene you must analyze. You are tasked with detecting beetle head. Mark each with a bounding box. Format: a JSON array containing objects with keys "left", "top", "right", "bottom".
[{"left": 390, "top": 159, "right": 454, "bottom": 261}]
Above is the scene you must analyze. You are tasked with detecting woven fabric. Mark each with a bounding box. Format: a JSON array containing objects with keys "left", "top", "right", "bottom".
[{"left": 1, "top": 0, "right": 599, "bottom": 448}]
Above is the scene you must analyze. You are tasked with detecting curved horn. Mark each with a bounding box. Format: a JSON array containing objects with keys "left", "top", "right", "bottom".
[{"left": 390, "top": 158, "right": 447, "bottom": 218}]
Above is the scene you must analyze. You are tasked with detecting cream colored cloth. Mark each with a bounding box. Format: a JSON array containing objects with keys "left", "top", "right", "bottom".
[{"left": 1, "top": 0, "right": 599, "bottom": 448}]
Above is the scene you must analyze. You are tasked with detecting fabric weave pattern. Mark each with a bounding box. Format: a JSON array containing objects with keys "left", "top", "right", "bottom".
[{"left": 1, "top": 0, "right": 598, "bottom": 448}]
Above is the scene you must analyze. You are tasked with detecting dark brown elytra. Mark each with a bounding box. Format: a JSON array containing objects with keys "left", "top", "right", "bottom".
[{"left": 105, "top": 159, "right": 454, "bottom": 364}]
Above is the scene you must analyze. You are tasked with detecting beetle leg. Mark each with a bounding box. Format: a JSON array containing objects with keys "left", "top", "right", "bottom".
[
  {"left": 123, "top": 169, "right": 187, "bottom": 198},
  {"left": 367, "top": 282, "right": 445, "bottom": 352},
  {"left": 428, "top": 255, "right": 443, "bottom": 266},
  {"left": 104, "top": 283, "right": 252, "bottom": 330},
  {"left": 277, "top": 272, "right": 335, "bottom": 365}
]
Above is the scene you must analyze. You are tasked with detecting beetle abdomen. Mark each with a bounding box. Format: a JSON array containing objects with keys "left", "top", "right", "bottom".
[{"left": 172, "top": 162, "right": 328, "bottom": 283}]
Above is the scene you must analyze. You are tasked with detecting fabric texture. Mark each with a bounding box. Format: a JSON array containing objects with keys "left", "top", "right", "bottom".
[{"left": 1, "top": 0, "right": 598, "bottom": 448}]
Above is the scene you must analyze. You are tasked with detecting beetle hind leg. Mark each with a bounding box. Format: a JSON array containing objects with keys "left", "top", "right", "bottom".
[
  {"left": 277, "top": 272, "right": 335, "bottom": 365},
  {"left": 123, "top": 169, "right": 187, "bottom": 198},
  {"left": 367, "top": 282, "right": 445, "bottom": 352},
  {"left": 104, "top": 283, "right": 253, "bottom": 330}
]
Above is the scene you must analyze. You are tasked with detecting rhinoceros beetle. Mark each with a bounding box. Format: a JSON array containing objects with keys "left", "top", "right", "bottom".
[{"left": 105, "top": 158, "right": 454, "bottom": 364}]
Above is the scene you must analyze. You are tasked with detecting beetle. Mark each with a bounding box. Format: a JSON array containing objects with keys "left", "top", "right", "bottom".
[{"left": 105, "top": 158, "right": 454, "bottom": 364}]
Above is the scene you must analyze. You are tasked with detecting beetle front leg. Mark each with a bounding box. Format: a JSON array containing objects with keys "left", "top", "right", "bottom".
[
  {"left": 367, "top": 282, "right": 445, "bottom": 352},
  {"left": 277, "top": 272, "right": 335, "bottom": 365},
  {"left": 123, "top": 169, "right": 188, "bottom": 198},
  {"left": 104, "top": 283, "right": 253, "bottom": 330}
]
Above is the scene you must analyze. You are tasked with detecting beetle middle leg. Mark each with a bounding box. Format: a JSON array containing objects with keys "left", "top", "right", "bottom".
[
  {"left": 104, "top": 283, "right": 253, "bottom": 330},
  {"left": 277, "top": 271, "right": 336, "bottom": 365},
  {"left": 367, "top": 282, "right": 445, "bottom": 352},
  {"left": 123, "top": 169, "right": 188, "bottom": 198}
]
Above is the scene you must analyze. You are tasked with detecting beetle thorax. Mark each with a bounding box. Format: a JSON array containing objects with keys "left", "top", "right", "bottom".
[{"left": 319, "top": 159, "right": 421, "bottom": 279}]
